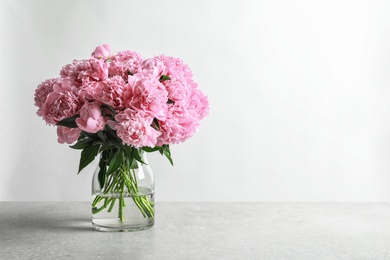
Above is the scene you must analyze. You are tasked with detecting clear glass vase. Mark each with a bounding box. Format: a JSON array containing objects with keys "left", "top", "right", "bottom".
[{"left": 91, "top": 151, "right": 155, "bottom": 232}]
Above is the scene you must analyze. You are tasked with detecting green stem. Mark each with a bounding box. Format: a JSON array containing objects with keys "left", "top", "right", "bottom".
[
  {"left": 108, "top": 198, "right": 116, "bottom": 212},
  {"left": 93, "top": 149, "right": 155, "bottom": 222},
  {"left": 119, "top": 177, "right": 125, "bottom": 222}
]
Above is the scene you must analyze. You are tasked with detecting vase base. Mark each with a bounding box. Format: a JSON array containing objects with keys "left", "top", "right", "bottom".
[{"left": 92, "top": 219, "right": 154, "bottom": 232}]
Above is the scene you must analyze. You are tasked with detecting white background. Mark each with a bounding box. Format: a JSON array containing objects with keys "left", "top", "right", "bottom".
[{"left": 1, "top": 0, "right": 390, "bottom": 201}]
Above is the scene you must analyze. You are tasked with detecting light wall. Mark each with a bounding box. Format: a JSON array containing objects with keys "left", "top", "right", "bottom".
[{"left": 2, "top": 0, "right": 390, "bottom": 201}]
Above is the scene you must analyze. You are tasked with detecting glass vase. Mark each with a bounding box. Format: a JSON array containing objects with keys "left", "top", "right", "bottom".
[{"left": 91, "top": 151, "right": 155, "bottom": 232}]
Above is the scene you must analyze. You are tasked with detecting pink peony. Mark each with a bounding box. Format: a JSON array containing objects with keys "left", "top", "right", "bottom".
[
  {"left": 80, "top": 80, "right": 105, "bottom": 101},
  {"left": 163, "top": 78, "right": 191, "bottom": 102},
  {"left": 75, "top": 102, "right": 106, "bottom": 133},
  {"left": 34, "top": 78, "right": 62, "bottom": 117},
  {"left": 91, "top": 44, "right": 111, "bottom": 60},
  {"left": 138, "top": 58, "right": 166, "bottom": 78},
  {"left": 155, "top": 55, "right": 198, "bottom": 103},
  {"left": 57, "top": 126, "right": 82, "bottom": 144},
  {"left": 114, "top": 109, "right": 161, "bottom": 148},
  {"left": 108, "top": 50, "right": 143, "bottom": 79},
  {"left": 155, "top": 55, "right": 193, "bottom": 81},
  {"left": 87, "top": 59, "right": 109, "bottom": 81},
  {"left": 60, "top": 59, "right": 108, "bottom": 89},
  {"left": 60, "top": 59, "right": 89, "bottom": 87},
  {"left": 125, "top": 75, "right": 168, "bottom": 120},
  {"left": 42, "top": 85, "right": 80, "bottom": 125},
  {"left": 94, "top": 76, "right": 126, "bottom": 109},
  {"left": 187, "top": 88, "right": 209, "bottom": 120},
  {"left": 157, "top": 104, "right": 198, "bottom": 145}
]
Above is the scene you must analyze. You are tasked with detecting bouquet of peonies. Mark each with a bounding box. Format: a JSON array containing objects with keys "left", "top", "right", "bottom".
[{"left": 34, "top": 44, "right": 208, "bottom": 227}]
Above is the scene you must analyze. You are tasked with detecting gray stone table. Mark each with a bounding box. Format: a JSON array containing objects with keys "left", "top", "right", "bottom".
[{"left": 1, "top": 202, "right": 390, "bottom": 259}]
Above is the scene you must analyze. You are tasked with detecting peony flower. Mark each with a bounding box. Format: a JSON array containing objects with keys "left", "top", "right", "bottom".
[
  {"left": 125, "top": 74, "right": 168, "bottom": 120},
  {"left": 108, "top": 50, "right": 143, "bottom": 79},
  {"left": 80, "top": 80, "right": 105, "bottom": 101},
  {"left": 60, "top": 59, "right": 89, "bottom": 88},
  {"left": 60, "top": 59, "right": 108, "bottom": 89},
  {"left": 57, "top": 126, "right": 82, "bottom": 144},
  {"left": 91, "top": 44, "right": 111, "bottom": 60},
  {"left": 163, "top": 78, "right": 191, "bottom": 102},
  {"left": 156, "top": 104, "right": 198, "bottom": 145},
  {"left": 155, "top": 55, "right": 193, "bottom": 81},
  {"left": 41, "top": 85, "right": 80, "bottom": 125},
  {"left": 34, "top": 78, "right": 62, "bottom": 117},
  {"left": 187, "top": 88, "right": 209, "bottom": 120},
  {"left": 155, "top": 55, "right": 199, "bottom": 104},
  {"left": 93, "top": 76, "right": 126, "bottom": 109},
  {"left": 87, "top": 59, "right": 109, "bottom": 81},
  {"left": 75, "top": 102, "right": 106, "bottom": 133},
  {"left": 114, "top": 109, "right": 161, "bottom": 148},
  {"left": 138, "top": 58, "right": 166, "bottom": 78}
]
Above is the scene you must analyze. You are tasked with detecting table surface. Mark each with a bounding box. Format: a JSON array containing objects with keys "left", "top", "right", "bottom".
[{"left": 1, "top": 202, "right": 390, "bottom": 260}]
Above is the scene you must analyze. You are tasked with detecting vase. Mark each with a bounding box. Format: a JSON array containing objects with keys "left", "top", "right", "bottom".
[{"left": 91, "top": 151, "right": 155, "bottom": 232}]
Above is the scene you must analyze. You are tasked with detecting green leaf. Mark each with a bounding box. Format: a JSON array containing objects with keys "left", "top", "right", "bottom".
[
  {"left": 100, "top": 142, "right": 116, "bottom": 152},
  {"left": 98, "top": 156, "right": 107, "bottom": 188},
  {"left": 142, "top": 146, "right": 162, "bottom": 153},
  {"left": 122, "top": 145, "right": 133, "bottom": 159},
  {"left": 79, "top": 131, "right": 98, "bottom": 140},
  {"left": 70, "top": 137, "right": 94, "bottom": 150},
  {"left": 159, "top": 75, "right": 171, "bottom": 81},
  {"left": 162, "top": 145, "right": 174, "bottom": 166},
  {"left": 129, "top": 157, "right": 138, "bottom": 169},
  {"left": 97, "top": 131, "right": 106, "bottom": 142},
  {"left": 78, "top": 144, "right": 100, "bottom": 174},
  {"left": 56, "top": 114, "right": 80, "bottom": 128},
  {"left": 132, "top": 148, "right": 146, "bottom": 164},
  {"left": 106, "top": 150, "right": 122, "bottom": 175},
  {"left": 104, "top": 125, "right": 122, "bottom": 147}
]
